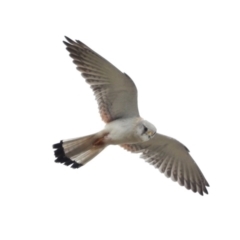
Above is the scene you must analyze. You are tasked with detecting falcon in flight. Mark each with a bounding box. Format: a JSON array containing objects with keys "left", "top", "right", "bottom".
[{"left": 53, "top": 36, "right": 209, "bottom": 195}]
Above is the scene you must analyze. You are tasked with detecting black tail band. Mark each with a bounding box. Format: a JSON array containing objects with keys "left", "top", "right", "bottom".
[{"left": 52, "top": 141, "right": 83, "bottom": 169}]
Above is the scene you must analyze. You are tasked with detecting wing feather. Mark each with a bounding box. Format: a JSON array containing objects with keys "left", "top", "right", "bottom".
[
  {"left": 63, "top": 36, "right": 139, "bottom": 123},
  {"left": 122, "top": 133, "right": 209, "bottom": 195}
]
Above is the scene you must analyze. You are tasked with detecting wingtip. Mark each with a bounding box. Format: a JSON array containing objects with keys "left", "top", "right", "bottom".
[
  {"left": 203, "top": 186, "right": 209, "bottom": 195},
  {"left": 64, "top": 36, "right": 87, "bottom": 48},
  {"left": 64, "top": 35, "right": 70, "bottom": 41},
  {"left": 64, "top": 36, "right": 75, "bottom": 43},
  {"left": 63, "top": 40, "right": 70, "bottom": 46},
  {"left": 76, "top": 39, "right": 84, "bottom": 45}
]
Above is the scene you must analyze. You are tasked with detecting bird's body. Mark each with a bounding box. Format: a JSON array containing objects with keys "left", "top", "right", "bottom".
[
  {"left": 104, "top": 118, "right": 156, "bottom": 145},
  {"left": 104, "top": 118, "right": 141, "bottom": 145},
  {"left": 53, "top": 36, "right": 209, "bottom": 195}
]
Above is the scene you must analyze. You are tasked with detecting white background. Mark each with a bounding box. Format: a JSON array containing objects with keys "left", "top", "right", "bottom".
[{"left": 1, "top": 1, "right": 240, "bottom": 239}]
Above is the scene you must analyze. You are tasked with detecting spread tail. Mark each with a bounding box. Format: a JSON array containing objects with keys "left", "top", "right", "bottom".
[{"left": 53, "top": 133, "right": 105, "bottom": 168}]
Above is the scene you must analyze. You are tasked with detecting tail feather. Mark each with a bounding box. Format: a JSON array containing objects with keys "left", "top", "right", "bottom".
[
  {"left": 53, "top": 133, "right": 105, "bottom": 168},
  {"left": 54, "top": 141, "right": 83, "bottom": 168}
]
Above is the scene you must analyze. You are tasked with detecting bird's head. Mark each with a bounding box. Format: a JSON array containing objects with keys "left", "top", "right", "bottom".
[{"left": 137, "top": 120, "right": 157, "bottom": 142}]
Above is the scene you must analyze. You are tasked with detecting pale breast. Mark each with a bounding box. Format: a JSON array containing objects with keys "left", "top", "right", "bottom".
[{"left": 104, "top": 118, "right": 141, "bottom": 145}]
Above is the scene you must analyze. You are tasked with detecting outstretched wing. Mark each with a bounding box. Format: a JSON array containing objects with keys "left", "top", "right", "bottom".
[
  {"left": 122, "top": 133, "right": 209, "bottom": 195},
  {"left": 63, "top": 36, "right": 139, "bottom": 123}
]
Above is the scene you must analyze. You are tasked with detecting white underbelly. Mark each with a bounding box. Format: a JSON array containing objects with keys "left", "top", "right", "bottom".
[{"left": 104, "top": 118, "right": 139, "bottom": 145}]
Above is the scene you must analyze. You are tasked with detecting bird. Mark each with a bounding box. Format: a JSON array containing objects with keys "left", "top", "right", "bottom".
[{"left": 53, "top": 36, "right": 209, "bottom": 195}]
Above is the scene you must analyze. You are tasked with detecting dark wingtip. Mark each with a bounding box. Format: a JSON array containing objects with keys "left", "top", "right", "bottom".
[
  {"left": 64, "top": 36, "right": 75, "bottom": 43},
  {"left": 199, "top": 191, "right": 203, "bottom": 196},
  {"left": 203, "top": 186, "right": 209, "bottom": 195},
  {"left": 53, "top": 141, "right": 82, "bottom": 169},
  {"left": 63, "top": 40, "right": 70, "bottom": 47},
  {"left": 76, "top": 39, "right": 84, "bottom": 45}
]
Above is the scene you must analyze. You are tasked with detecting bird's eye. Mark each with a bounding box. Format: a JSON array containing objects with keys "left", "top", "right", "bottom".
[{"left": 142, "top": 125, "right": 148, "bottom": 135}]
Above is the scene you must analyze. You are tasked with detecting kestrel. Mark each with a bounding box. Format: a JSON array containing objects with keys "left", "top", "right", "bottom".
[{"left": 53, "top": 36, "right": 209, "bottom": 195}]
